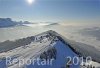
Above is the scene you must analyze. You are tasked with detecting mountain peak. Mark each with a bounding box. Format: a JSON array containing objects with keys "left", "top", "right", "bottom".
[{"left": 0, "top": 30, "right": 100, "bottom": 68}]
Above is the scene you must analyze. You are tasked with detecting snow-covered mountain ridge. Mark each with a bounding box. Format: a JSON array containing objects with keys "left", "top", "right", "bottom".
[{"left": 0, "top": 30, "right": 100, "bottom": 68}]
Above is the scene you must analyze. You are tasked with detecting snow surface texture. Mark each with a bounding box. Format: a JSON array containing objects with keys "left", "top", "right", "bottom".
[{"left": 0, "top": 30, "right": 100, "bottom": 68}]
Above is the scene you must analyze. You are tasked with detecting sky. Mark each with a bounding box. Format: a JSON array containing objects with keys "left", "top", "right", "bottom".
[{"left": 0, "top": 0, "right": 100, "bottom": 23}]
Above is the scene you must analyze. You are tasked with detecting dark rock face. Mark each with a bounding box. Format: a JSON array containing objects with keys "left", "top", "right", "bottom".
[{"left": 40, "top": 47, "right": 57, "bottom": 60}]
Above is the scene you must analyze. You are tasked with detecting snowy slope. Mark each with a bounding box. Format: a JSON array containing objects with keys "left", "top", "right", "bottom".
[{"left": 0, "top": 30, "right": 100, "bottom": 68}]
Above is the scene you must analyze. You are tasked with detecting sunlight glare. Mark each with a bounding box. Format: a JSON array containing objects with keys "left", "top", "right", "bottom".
[{"left": 27, "top": 0, "right": 35, "bottom": 5}]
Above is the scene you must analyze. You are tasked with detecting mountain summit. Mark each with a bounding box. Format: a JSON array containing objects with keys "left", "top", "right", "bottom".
[{"left": 0, "top": 30, "right": 100, "bottom": 68}]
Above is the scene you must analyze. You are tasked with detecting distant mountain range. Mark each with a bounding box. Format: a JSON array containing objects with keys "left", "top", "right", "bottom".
[
  {"left": 45, "top": 23, "right": 59, "bottom": 26},
  {"left": 0, "top": 18, "right": 59, "bottom": 28},
  {"left": 0, "top": 18, "right": 32, "bottom": 28}
]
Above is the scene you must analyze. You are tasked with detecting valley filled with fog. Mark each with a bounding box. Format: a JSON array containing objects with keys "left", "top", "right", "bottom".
[{"left": 0, "top": 22, "right": 100, "bottom": 51}]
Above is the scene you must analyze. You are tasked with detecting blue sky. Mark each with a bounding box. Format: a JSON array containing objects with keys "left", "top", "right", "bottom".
[{"left": 0, "top": 0, "right": 100, "bottom": 22}]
